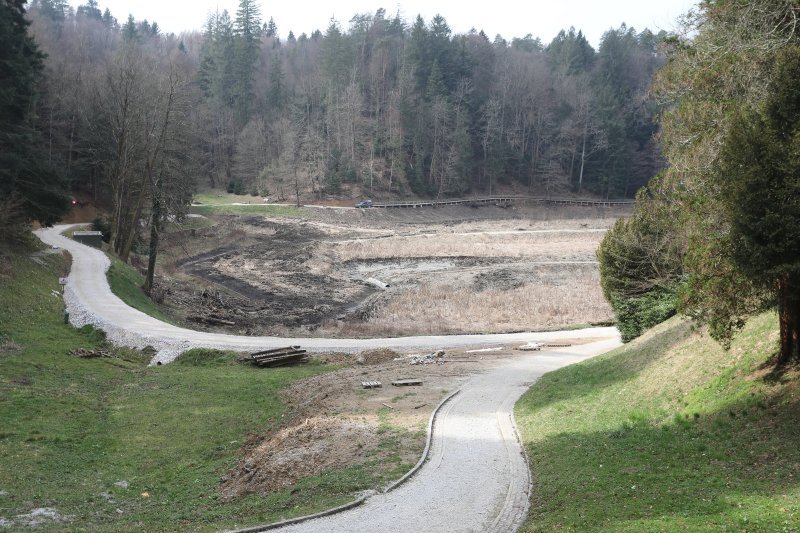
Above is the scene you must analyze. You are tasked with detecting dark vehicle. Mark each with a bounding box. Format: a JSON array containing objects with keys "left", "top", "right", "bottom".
[{"left": 355, "top": 199, "right": 373, "bottom": 208}]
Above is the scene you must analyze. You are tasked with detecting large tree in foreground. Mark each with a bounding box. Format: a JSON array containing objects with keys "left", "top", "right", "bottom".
[
  {"left": 648, "top": 0, "right": 800, "bottom": 362},
  {"left": 716, "top": 47, "right": 800, "bottom": 364},
  {"left": 0, "top": 0, "right": 69, "bottom": 235}
]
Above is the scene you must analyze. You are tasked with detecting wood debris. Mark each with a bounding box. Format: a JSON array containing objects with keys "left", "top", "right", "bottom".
[
  {"left": 362, "top": 381, "right": 382, "bottom": 389},
  {"left": 239, "top": 346, "right": 309, "bottom": 367},
  {"left": 410, "top": 350, "right": 445, "bottom": 365},
  {"left": 187, "top": 314, "right": 236, "bottom": 327},
  {"left": 69, "top": 348, "right": 115, "bottom": 359},
  {"left": 392, "top": 379, "right": 422, "bottom": 387},
  {"left": 515, "top": 342, "right": 544, "bottom": 351}
]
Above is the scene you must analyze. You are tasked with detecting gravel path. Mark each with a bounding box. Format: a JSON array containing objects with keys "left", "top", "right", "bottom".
[
  {"left": 35, "top": 225, "right": 618, "bottom": 364},
  {"left": 247, "top": 339, "right": 620, "bottom": 533}
]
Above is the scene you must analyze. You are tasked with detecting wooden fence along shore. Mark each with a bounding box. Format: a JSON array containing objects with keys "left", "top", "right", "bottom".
[{"left": 368, "top": 196, "right": 635, "bottom": 209}]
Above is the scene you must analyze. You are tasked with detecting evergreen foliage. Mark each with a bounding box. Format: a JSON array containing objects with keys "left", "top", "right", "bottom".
[
  {"left": 0, "top": 0, "right": 69, "bottom": 235},
  {"left": 714, "top": 46, "right": 800, "bottom": 362},
  {"left": 647, "top": 0, "right": 800, "bottom": 363},
  {"left": 597, "top": 183, "right": 684, "bottom": 341}
]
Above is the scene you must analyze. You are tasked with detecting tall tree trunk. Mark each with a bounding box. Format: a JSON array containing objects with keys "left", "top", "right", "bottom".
[
  {"left": 778, "top": 273, "right": 800, "bottom": 365},
  {"left": 578, "top": 121, "right": 588, "bottom": 192},
  {"left": 143, "top": 188, "right": 161, "bottom": 295},
  {"left": 119, "top": 182, "right": 148, "bottom": 263}
]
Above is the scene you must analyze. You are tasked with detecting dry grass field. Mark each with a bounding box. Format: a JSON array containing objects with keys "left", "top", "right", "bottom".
[
  {"left": 324, "top": 269, "right": 611, "bottom": 337},
  {"left": 323, "top": 230, "right": 605, "bottom": 261}
]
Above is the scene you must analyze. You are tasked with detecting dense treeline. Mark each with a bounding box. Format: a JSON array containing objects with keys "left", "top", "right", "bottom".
[
  {"left": 598, "top": 0, "right": 800, "bottom": 365},
  {"left": 0, "top": 0, "right": 70, "bottom": 240},
  {"left": 26, "top": 0, "right": 666, "bottom": 208}
]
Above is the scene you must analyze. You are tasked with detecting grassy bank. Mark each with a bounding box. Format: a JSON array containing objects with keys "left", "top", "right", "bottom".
[
  {"left": 106, "top": 254, "right": 175, "bottom": 324},
  {"left": 0, "top": 244, "right": 381, "bottom": 531},
  {"left": 190, "top": 203, "right": 303, "bottom": 217},
  {"left": 516, "top": 313, "right": 800, "bottom": 531}
]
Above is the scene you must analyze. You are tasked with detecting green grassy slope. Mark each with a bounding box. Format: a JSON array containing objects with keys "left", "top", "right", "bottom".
[
  {"left": 0, "top": 244, "right": 380, "bottom": 531},
  {"left": 106, "top": 253, "right": 175, "bottom": 324},
  {"left": 516, "top": 314, "right": 800, "bottom": 531}
]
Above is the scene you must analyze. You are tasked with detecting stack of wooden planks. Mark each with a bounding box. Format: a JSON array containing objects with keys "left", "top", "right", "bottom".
[{"left": 240, "top": 346, "right": 309, "bottom": 367}]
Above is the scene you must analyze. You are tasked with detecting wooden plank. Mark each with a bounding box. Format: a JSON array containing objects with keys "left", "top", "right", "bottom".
[
  {"left": 252, "top": 350, "right": 306, "bottom": 360},
  {"left": 251, "top": 345, "right": 302, "bottom": 356},
  {"left": 391, "top": 379, "right": 422, "bottom": 387},
  {"left": 252, "top": 352, "right": 309, "bottom": 367}
]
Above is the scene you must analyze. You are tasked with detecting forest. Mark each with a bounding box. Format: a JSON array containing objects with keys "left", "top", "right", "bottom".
[{"left": 12, "top": 0, "right": 666, "bottom": 211}]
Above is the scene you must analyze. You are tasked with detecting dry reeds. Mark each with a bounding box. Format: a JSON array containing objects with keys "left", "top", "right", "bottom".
[
  {"left": 320, "top": 270, "right": 613, "bottom": 337},
  {"left": 326, "top": 231, "right": 603, "bottom": 262}
]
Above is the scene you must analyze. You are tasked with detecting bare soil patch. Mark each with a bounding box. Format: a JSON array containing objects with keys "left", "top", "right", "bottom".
[{"left": 221, "top": 346, "right": 509, "bottom": 498}]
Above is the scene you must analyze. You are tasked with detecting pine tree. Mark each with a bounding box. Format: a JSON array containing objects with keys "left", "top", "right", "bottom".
[
  {"left": 265, "top": 16, "right": 277, "bottom": 37},
  {"left": 267, "top": 53, "right": 285, "bottom": 111},
  {"left": 233, "top": 0, "right": 261, "bottom": 124},
  {"left": 0, "top": 0, "right": 69, "bottom": 233},
  {"left": 102, "top": 7, "right": 114, "bottom": 26},
  {"left": 122, "top": 14, "right": 138, "bottom": 42},
  {"left": 716, "top": 46, "right": 800, "bottom": 364},
  {"left": 76, "top": 0, "right": 101, "bottom": 20}
]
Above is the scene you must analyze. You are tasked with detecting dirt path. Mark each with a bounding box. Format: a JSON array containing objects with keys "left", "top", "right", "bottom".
[
  {"left": 250, "top": 339, "right": 619, "bottom": 533},
  {"left": 35, "top": 225, "right": 618, "bottom": 363}
]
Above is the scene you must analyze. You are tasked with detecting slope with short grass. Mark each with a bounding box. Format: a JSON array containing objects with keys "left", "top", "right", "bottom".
[
  {"left": 0, "top": 242, "right": 395, "bottom": 531},
  {"left": 516, "top": 313, "right": 800, "bottom": 531},
  {"left": 106, "top": 253, "right": 176, "bottom": 324}
]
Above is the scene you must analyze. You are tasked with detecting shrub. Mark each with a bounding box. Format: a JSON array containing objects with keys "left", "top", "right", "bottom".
[
  {"left": 91, "top": 215, "right": 111, "bottom": 242},
  {"left": 597, "top": 181, "right": 684, "bottom": 341}
]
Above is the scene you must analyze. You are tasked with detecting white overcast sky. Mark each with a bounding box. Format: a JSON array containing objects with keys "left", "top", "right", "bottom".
[{"left": 67, "top": 0, "right": 698, "bottom": 47}]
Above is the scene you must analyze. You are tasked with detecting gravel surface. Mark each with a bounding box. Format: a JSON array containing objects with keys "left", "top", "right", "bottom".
[{"left": 35, "top": 225, "right": 618, "bottom": 364}]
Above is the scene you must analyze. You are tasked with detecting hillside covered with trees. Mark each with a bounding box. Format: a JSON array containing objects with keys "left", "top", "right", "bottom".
[{"left": 23, "top": 0, "right": 665, "bottom": 208}]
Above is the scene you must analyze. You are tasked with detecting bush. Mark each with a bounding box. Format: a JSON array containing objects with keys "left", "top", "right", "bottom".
[
  {"left": 226, "top": 179, "right": 245, "bottom": 195},
  {"left": 613, "top": 285, "right": 679, "bottom": 342},
  {"left": 91, "top": 215, "right": 111, "bottom": 242},
  {"left": 324, "top": 174, "right": 341, "bottom": 194},
  {"left": 597, "top": 182, "right": 684, "bottom": 342}
]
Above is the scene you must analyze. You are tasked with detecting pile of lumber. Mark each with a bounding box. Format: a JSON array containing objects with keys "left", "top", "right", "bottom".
[{"left": 239, "top": 346, "right": 309, "bottom": 367}]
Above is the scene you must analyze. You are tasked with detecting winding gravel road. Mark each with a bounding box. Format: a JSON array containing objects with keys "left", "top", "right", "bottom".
[
  {"left": 36, "top": 225, "right": 621, "bottom": 532},
  {"left": 36, "top": 225, "right": 618, "bottom": 364}
]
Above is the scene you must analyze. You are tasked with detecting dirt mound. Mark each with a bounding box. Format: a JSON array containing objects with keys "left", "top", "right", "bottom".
[
  {"left": 357, "top": 348, "right": 399, "bottom": 365},
  {"left": 220, "top": 416, "right": 379, "bottom": 498}
]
